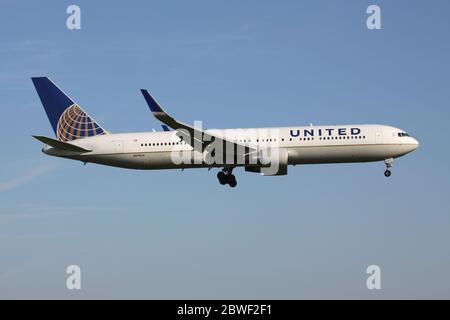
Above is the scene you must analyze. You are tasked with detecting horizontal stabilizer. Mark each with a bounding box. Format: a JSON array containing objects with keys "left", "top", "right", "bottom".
[{"left": 32, "top": 135, "right": 91, "bottom": 153}]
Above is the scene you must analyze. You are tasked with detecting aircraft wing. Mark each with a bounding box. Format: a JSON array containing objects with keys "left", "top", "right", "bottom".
[{"left": 140, "top": 89, "right": 255, "bottom": 155}]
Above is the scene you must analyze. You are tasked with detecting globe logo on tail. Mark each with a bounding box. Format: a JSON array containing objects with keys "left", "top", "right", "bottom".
[{"left": 56, "top": 104, "right": 105, "bottom": 141}]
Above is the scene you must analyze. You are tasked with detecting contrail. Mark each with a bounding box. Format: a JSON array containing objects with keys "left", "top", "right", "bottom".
[{"left": 0, "top": 163, "right": 56, "bottom": 193}]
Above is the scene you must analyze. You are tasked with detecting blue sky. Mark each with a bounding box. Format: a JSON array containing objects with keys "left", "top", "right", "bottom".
[{"left": 0, "top": 0, "right": 449, "bottom": 299}]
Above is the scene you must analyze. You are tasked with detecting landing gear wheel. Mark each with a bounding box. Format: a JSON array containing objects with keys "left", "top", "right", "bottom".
[
  {"left": 217, "top": 171, "right": 227, "bottom": 185},
  {"left": 384, "top": 158, "right": 393, "bottom": 178},
  {"left": 228, "top": 175, "right": 237, "bottom": 188},
  {"left": 217, "top": 168, "right": 237, "bottom": 187}
]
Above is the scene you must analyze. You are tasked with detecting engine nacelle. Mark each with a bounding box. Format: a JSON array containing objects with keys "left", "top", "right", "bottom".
[{"left": 245, "top": 148, "right": 288, "bottom": 176}]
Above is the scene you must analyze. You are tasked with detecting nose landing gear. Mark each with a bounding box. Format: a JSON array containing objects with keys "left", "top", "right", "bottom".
[
  {"left": 217, "top": 168, "right": 237, "bottom": 187},
  {"left": 384, "top": 158, "right": 393, "bottom": 177}
]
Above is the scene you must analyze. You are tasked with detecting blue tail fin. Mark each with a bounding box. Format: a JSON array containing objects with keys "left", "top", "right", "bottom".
[{"left": 31, "top": 77, "right": 107, "bottom": 141}]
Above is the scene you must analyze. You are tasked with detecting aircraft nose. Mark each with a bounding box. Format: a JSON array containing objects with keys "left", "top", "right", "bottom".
[
  {"left": 412, "top": 137, "right": 420, "bottom": 149},
  {"left": 406, "top": 137, "right": 420, "bottom": 153}
]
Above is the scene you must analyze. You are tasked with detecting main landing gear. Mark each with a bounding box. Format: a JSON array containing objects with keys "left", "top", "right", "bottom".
[
  {"left": 217, "top": 168, "right": 237, "bottom": 188},
  {"left": 384, "top": 157, "right": 393, "bottom": 177}
]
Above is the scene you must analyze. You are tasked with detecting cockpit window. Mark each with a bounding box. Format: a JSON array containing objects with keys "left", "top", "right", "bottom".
[{"left": 398, "top": 132, "right": 410, "bottom": 137}]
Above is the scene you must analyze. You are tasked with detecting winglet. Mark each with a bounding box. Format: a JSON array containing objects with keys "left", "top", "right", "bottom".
[
  {"left": 140, "top": 89, "right": 181, "bottom": 130},
  {"left": 140, "top": 89, "right": 164, "bottom": 113},
  {"left": 161, "top": 124, "right": 171, "bottom": 131}
]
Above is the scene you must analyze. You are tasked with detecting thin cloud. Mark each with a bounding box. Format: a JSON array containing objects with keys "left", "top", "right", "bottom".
[{"left": 0, "top": 163, "right": 56, "bottom": 193}]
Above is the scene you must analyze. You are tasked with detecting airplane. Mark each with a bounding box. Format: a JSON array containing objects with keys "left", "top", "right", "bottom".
[{"left": 31, "top": 77, "right": 419, "bottom": 187}]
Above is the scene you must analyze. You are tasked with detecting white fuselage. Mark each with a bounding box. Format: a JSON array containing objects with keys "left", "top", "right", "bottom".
[{"left": 43, "top": 124, "right": 419, "bottom": 170}]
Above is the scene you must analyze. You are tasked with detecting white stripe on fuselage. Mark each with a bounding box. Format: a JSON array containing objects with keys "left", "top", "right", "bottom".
[{"left": 44, "top": 124, "right": 419, "bottom": 170}]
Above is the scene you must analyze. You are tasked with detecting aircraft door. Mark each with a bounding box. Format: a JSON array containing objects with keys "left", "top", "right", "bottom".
[
  {"left": 115, "top": 140, "right": 123, "bottom": 153},
  {"left": 375, "top": 132, "right": 383, "bottom": 144}
]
